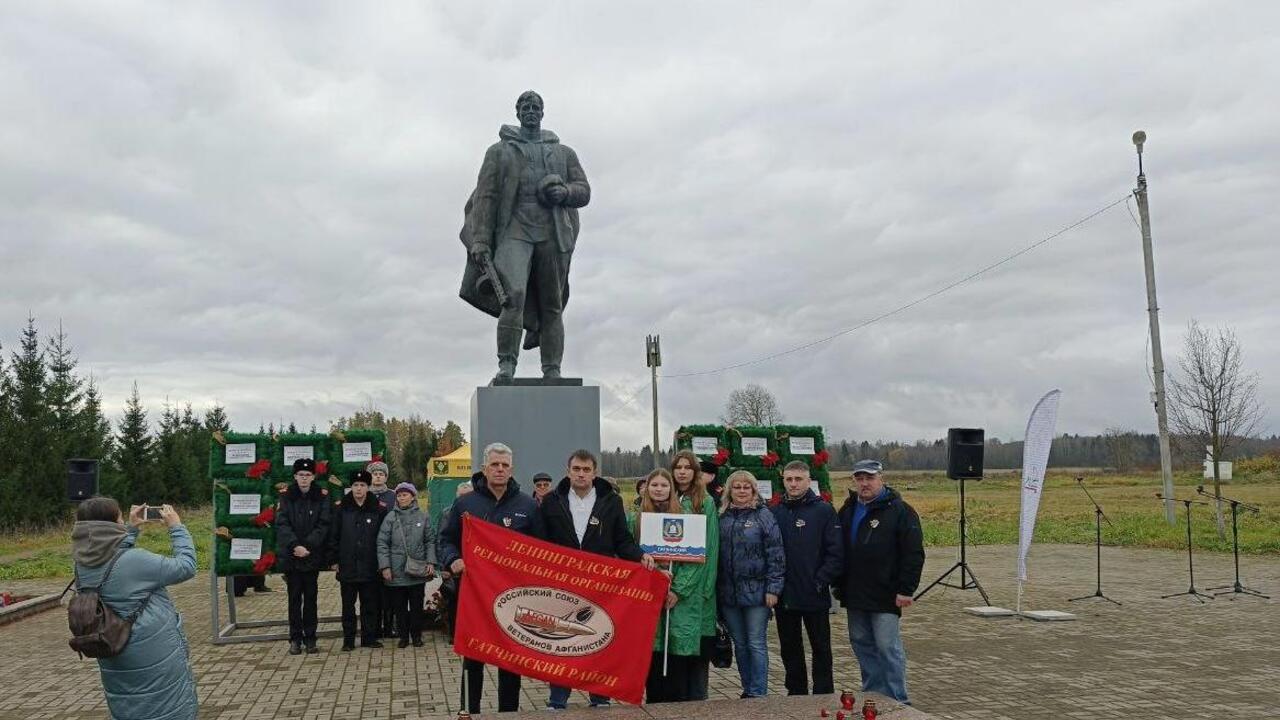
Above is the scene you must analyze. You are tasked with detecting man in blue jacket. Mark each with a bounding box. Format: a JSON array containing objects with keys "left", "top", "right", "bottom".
[
  {"left": 836, "top": 459, "right": 924, "bottom": 705},
  {"left": 437, "top": 442, "right": 538, "bottom": 715},
  {"left": 771, "top": 460, "right": 843, "bottom": 695}
]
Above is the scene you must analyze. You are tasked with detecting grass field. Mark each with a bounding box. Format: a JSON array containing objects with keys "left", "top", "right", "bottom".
[{"left": 1, "top": 471, "right": 1276, "bottom": 581}]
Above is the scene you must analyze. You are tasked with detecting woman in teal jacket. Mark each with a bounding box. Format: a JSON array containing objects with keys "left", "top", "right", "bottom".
[{"left": 70, "top": 496, "right": 198, "bottom": 720}]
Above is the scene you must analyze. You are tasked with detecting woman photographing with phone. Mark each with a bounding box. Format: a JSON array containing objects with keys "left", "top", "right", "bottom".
[{"left": 70, "top": 496, "right": 198, "bottom": 720}]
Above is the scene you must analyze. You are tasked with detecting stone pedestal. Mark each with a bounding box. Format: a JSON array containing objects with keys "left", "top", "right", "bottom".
[{"left": 470, "top": 382, "right": 600, "bottom": 481}]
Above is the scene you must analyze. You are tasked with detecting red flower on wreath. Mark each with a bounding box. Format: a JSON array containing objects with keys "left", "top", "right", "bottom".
[
  {"left": 372, "top": 453, "right": 383, "bottom": 462},
  {"left": 762, "top": 451, "right": 781, "bottom": 468},
  {"left": 314, "top": 460, "right": 329, "bottom": 475},
  {"left": 821, "top": 490, "right": 833, "bottom": 503},
  {"left": 768, "top": 494, "right": 783, "bottom": 507},
  {"left": 245, "top": 459, "right": 272, "bottom": 478},
  {"left": 252, "top": 551, "right": 276, "bottom": 575},
  {"left": 251, "top": 507, "right": 275, "bottom": 527},
  {"left": 712, "top": 448, "right": 730, "bottom": 466},
  {"left": 812, "top": 449, "right": 830, "bottom": 468}
]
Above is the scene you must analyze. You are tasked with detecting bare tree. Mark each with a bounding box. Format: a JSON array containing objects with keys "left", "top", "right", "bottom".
[
  {"left": 1103, "top": 427, "right": 1139, "bottom": 472},
  {"left": 1168, "top": 320, "right": 1266, "bottom": 538},
  {"left": 722, "top": 384, "right": 784, "bottom": 426}
]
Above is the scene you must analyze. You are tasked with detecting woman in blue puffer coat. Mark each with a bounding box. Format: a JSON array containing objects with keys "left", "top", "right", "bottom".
[
  {"left": 718, "top": 470, "right": 786, "bottom": 698},
  {"left": 70, "top": 496, "right": 198, "bottom": 720}
]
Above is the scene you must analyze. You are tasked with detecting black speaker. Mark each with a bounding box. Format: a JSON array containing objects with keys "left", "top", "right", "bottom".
[
  {"left": 946, "top": 428, "right": 984, "bottom": 480},
  {"left": 67, "top": 458, "right": 99, "bottom": 502}
]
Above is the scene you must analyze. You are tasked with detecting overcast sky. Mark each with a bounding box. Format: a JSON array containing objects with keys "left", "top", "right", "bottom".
[{"left": 2, "top": 2, "right": 1277, "bottom": 451}]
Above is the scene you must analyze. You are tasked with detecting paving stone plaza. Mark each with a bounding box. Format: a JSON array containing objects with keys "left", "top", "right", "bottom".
[{"left": 2, "top": 543, "right": 1277, "bottom": 719}]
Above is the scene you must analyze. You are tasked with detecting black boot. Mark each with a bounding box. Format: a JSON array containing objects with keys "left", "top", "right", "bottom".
[
  {"left": 305, "top": 642, "right": 319, "bottom": 654},
  {"left": 398, "top": 636, "right": 410, "bottom": 649},
  {"left": 288, "top": 641, "right": 302, "bottom": 655},
  {"left": 341, "top": 639, "right": 355, "bottom": 652},
  {"left": 412, "top": 635, "right": 424, "bottom": 647}
]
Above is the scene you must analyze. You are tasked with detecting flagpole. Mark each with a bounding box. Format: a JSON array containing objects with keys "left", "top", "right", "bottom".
[{"left": 663, "top": 561, "right": 673, "bottom": 676}]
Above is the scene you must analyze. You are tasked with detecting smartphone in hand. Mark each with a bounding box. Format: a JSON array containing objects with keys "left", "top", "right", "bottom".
[{"left": 145, "top": 505, "right": 164, "bottom": 521}]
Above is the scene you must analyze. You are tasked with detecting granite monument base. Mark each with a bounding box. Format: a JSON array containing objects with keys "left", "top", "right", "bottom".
[{"left": 470, "top": 382, "right": 601, "bottom": 481}]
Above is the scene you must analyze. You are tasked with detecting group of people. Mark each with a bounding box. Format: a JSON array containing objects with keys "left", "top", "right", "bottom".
[
  {"left": 67, "top": 444, "right": 924, "bottom": 720},
  {"left": 436, "top": 444, "right": 926, "bottom": 713},
  {"left": 273, "top": 457, "right": 440, "bottom": 654}
]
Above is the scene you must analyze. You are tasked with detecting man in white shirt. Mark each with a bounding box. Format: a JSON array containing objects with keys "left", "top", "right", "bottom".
[{"left": 533, "top": 449, "right": 655, "bottom": 709}]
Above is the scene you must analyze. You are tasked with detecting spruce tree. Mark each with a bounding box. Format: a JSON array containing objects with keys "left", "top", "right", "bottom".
[
  {"left": 203, "top": 403, "right": 230, "bottom": 433},
  {"left": 111, "top": 383, "right": 155, "bottom": 504},
  {"left": 10, "top": 317, "right": 60, "bottom": 523}
]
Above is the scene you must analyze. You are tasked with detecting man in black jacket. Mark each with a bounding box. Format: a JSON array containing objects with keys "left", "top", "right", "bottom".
[
  {"left": 275, "top": 457, "right": 333, "bottom": 655},
  {"left": 438, "top": 442, "right": 538, "bottom": 715},
  {"left": 328, "top": 470, "right": 388, "bottom": 651},
  {"left": 771, "top": 461, "right": 843, "bottom": 695},
  {"left": 533, "top": 449, "right": 655, "bottom": 710},
  {"left": 836, "top": 459, "right": 924, "bottom": 705}
]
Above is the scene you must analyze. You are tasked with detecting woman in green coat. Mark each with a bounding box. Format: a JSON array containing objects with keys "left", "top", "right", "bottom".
[
  {"left": 671, "top": 450, "right": 720, "bottom": 700},
  {"left": 629, "top": 468, "right": 707, "bottom": 703}
]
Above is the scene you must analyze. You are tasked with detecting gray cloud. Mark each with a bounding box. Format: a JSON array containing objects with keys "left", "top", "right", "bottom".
[{"left": 3, "top": 2, "right": 1277, "bottom": 449}]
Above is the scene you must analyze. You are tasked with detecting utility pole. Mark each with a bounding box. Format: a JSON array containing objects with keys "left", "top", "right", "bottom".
[
  {"left": 646, "top": 335, "right": 662, "bottom": 467},
  {"left": 1133, "top": 130, "right": 1177, "bottom": 524}
]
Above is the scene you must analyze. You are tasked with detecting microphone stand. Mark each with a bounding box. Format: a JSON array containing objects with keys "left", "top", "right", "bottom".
[
  {"left": 1157, "top": 494, "right": 1213, "bottom": 603},
  {"left": 1068, "top": 477, "right": 1120, "bottom": 605},
  {"left": 1196, "top": 486, "right": 1269, "bottom": 599}
]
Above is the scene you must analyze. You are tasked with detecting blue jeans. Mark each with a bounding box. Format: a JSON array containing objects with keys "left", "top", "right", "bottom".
[
  {"left": 547, "top": 685, "right": 610, "bottom": 709},
  {"left": 721, "top": 605, "right": 772, "bottom": 697},
  {"left": 846, "top": 609, "right": 909, "bottom": 704}
]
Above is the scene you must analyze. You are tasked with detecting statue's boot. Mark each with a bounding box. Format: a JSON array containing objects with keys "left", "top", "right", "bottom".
[
  {"left": 494, "top": 324, "right": 521, "bottom": 382},
  {"left": 540, "top": 317, "right": 564, "bottom": 379}
]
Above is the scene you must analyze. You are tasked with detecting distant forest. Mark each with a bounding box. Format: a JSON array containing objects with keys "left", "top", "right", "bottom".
[{"left": 600, "top": 432, "right": 1280, "bottom": 478}]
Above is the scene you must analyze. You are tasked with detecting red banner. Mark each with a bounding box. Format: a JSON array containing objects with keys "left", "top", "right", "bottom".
[{"left": 454, "top": 514, "right": 671, "bottom": 705}]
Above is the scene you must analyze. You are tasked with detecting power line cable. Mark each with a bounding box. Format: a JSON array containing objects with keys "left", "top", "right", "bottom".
[
  {"left": 598, "top": 193, "right": 1131, "bottom": 418},
  {"left": 661, "top": 194, "right": 1132, "bottom": 379}
]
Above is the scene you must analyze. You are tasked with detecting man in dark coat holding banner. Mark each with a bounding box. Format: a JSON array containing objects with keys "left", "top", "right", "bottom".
[
  {"left": 458, "top": 90, "right": 590, "bottom": 382},
  {"left": 438, "top": 442, "right": 538, "bottom": 714},
  {"left": 533, "top": 449, "right": 655, "bottom": 709}
]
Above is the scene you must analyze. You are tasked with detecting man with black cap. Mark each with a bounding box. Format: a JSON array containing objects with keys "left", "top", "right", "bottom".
[
  {"left": 530, "top": 472, "right": 553, "bottom": 506},
  {"left": 700, "top": 460, "right": 724, "bottom": 504},
  {"left": 276, "top": 457, "right": 333, "bottom": 655},
  {"left": 328, "top": 470, "right": 388, "bottom": 650},
  {"left": 836, "top": 459, "right": 924, "bottom": 705}
]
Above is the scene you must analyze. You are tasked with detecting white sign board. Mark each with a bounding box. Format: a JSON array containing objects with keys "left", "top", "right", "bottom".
[
  {"left": 638, "top": 512, "right": 707, "bottom": 563},
  {"left": 342, "top": 442, "right": 373, "bottom": 463},
  {"left": 225, "top": 443, "right": 256, "bottom": 464},
  {"left": 691, "top": 436, "right": 719, "bottom": 456},
  {"left": 1203, "top": 461, "right": 1233, "bottom": 480},
  {"left": 229, "top": 538, "right": 263, "bottom": 560},
  {"left": 283, "top": 446, "right": 314, "bottom": 466},
  {"left": 756, "top": 481, "right": 773, "bottom": 499},
  {"left": 228, "top": 494, "right": 261, "bottom": 515},
  {"left": 740, "top": 437, "right": 768, "bottom": 456},
  {"left": 789, "top": 437, "right": 816, "bottom": 455}
]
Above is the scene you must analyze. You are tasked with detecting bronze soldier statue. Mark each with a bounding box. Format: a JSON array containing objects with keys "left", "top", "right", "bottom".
[{"left": 459, "top": 91, "right": 590, "bottom": 382}]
